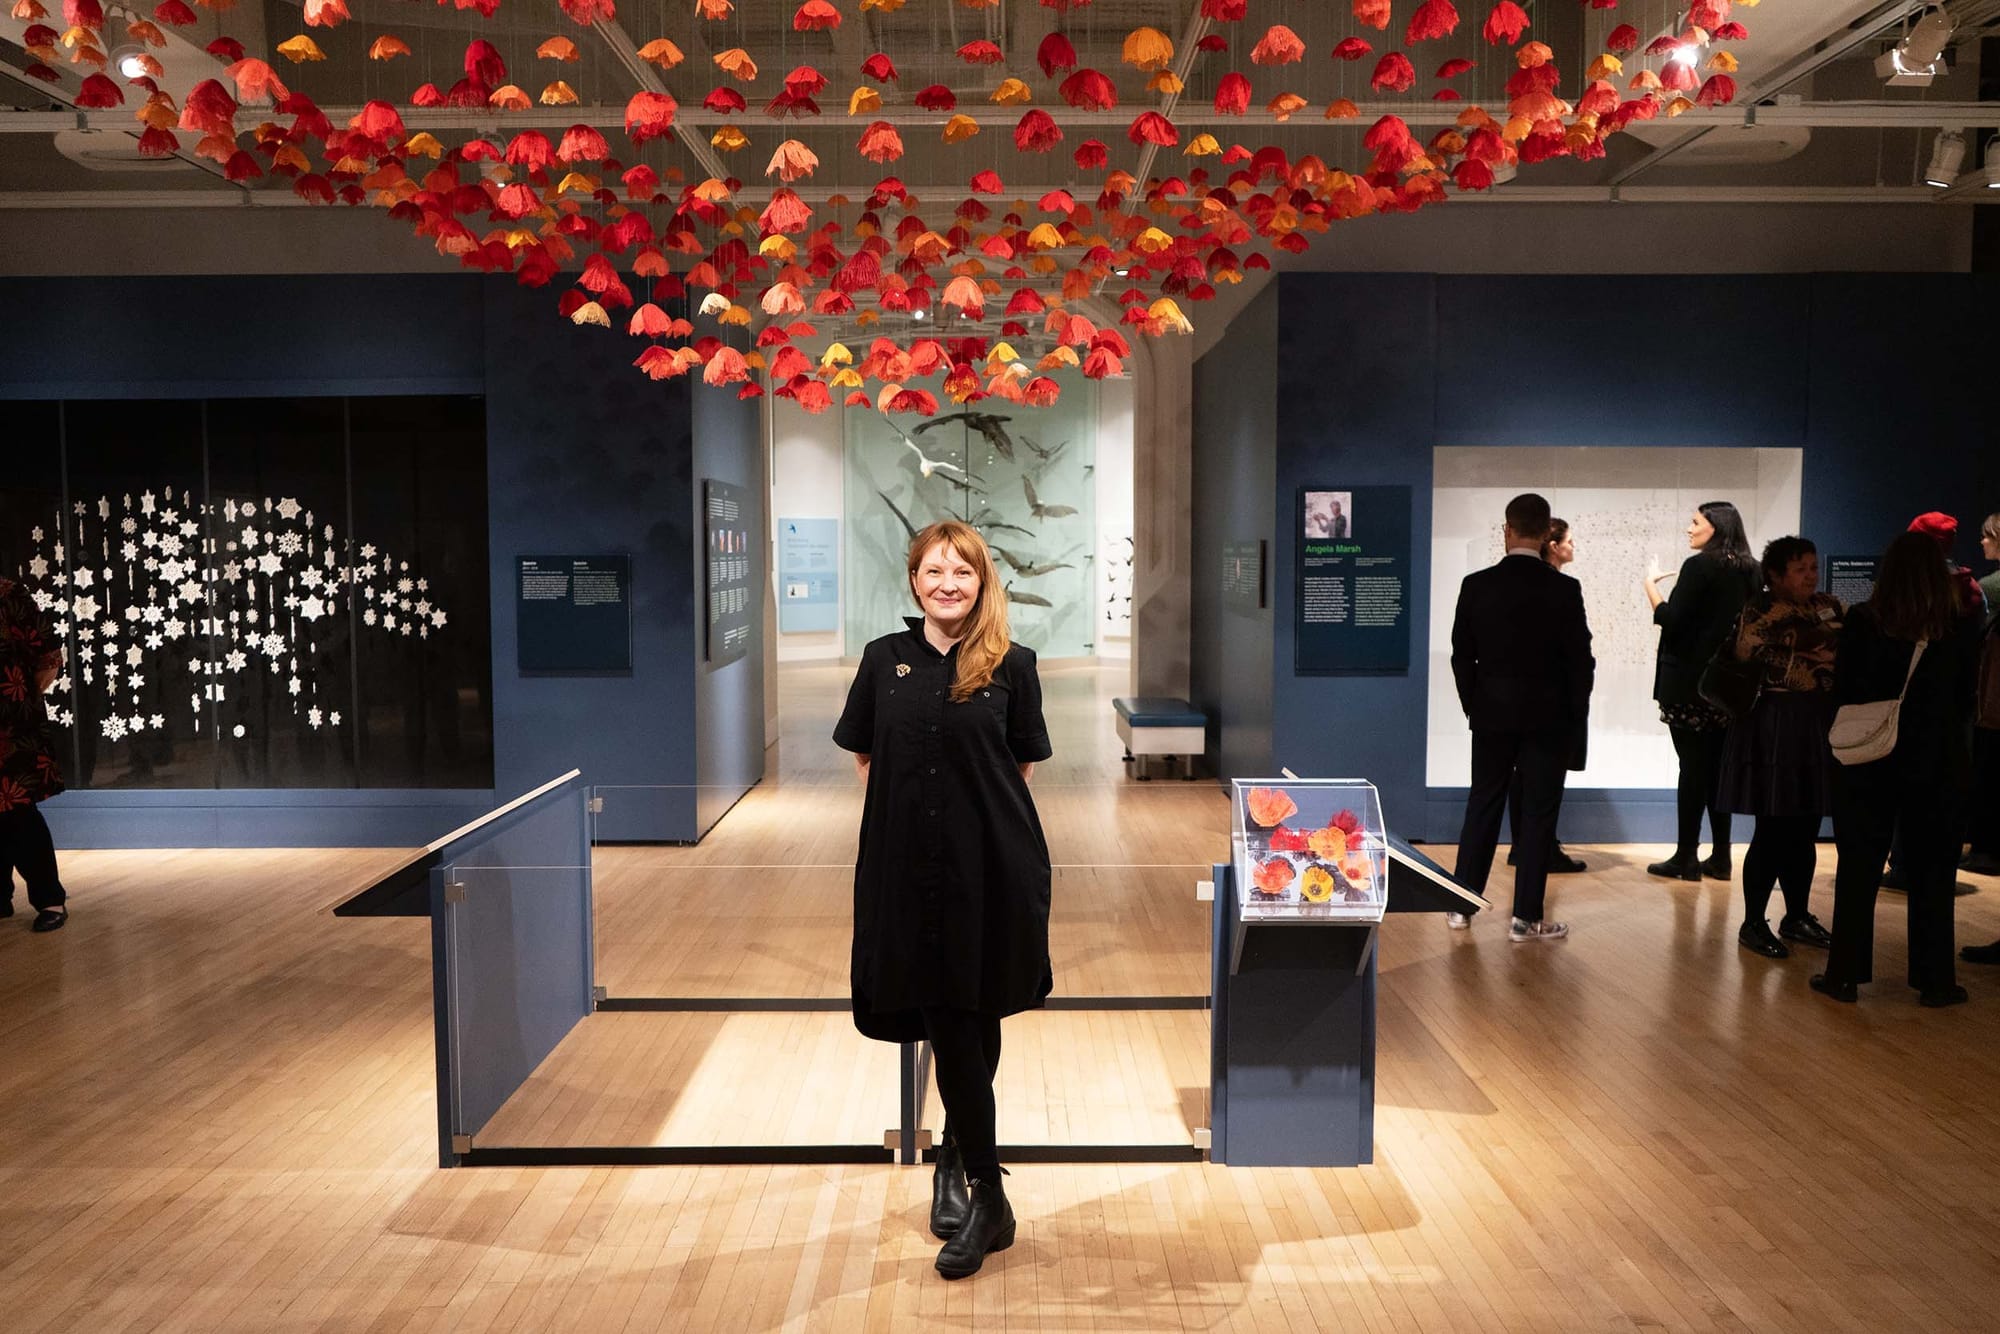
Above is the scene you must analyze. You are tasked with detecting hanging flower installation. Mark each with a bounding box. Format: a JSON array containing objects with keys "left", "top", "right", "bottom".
[{"left": 48, "top": 0, "right": 1750, "bottom": 409}]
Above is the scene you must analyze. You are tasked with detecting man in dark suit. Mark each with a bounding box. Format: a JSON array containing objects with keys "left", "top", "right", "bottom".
[{"left": 1449, "top": 493, "right": 1595, "bottom": 940}]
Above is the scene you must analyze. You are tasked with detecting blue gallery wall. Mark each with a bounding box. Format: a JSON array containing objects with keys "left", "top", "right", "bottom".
[
  {"left": 1189, "top": 281, "right": 1277, "bottom": 782},
  {"left": 1194, "top": 271, "right": 1999, "bottom": 843},
  {"left": 0, "top": 274, "right": 764, "bottom": 846}
]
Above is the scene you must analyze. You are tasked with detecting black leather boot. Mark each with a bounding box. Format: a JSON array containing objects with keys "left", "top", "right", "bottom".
[
  {"left": 1646, "top": 854, "right": 1701, "bottom": 882},
  {"left": 930, "top": 1140, "right": 969, "bottom": 1240},
  {"left": 935, "top": 1177, "right": 1015, "bottom": 1279}
]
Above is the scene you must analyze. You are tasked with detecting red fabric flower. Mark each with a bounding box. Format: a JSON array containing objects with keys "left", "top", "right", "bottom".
[
  {"left": 1481, "top": 2, "right": 1530, "bottom": 46},
  {"left": 1014, "top": 108, "right": 1062, "bottom": 152},
  {"left": 1127, "top": 111, "right": 1177, "bottom": 146},
  {"left": 1370, "top": 52, "right": 1416, "bottom": 93},
  {"left": 1060, "top": 69, "right": 1117, "bottom": 110},
  {"left": 1405, "top": 0, "right": 1459, "bottom": 43},
  {"left": 1213, "top": 71, "right": 1250, "bottom": 114},
  {"left": 1037, "top": 32, "right": 1076, "bottom": 76}
]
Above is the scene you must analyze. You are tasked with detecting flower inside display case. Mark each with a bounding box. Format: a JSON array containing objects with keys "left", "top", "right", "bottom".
[{"left": 1231, "top": 778, "right": 1388, "bottom": 922}]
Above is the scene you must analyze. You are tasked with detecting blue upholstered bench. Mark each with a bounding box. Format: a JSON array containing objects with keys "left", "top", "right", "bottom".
[{"left": 1112, "top": 696, "right": 1208, "bottom": 781}]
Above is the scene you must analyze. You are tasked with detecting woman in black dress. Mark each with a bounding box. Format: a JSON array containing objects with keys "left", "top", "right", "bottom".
[
  {"left": 1813, "top": 533, "right": 1983, "bottom": 1007},
  {"left": 1643, "top": 501, "right": 1759, "bottom": 881},
  {"left": 1715, "top": 537, "right": 1839, "bottom": 959},
  {"left": 832, "top": 518, "right": 1052, "bottom": 1280},
  {"left": 0, "top": 574, "right": 69, "bottom": 932}
]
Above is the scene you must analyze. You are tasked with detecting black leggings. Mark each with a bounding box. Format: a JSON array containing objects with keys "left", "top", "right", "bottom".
[
  {"left": 1742, "top": 814, "right": 1818, "bottom": 925},
  {"left": 1669, "top": 725, "right": 1733, "bottom": 861},
  {"left": 0, "top": 804, "right": 66, "bottom": 911},
  {"left": 922, "top": 1006, "right": 1003, "bottom": 1186}
]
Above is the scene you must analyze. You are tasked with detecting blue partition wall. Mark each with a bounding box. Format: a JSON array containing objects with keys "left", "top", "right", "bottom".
[
  {"left": 0, "top": 276, "right": 765, "bottom": 846},
  {"left": 1193, "top": 271, "right": 2000, "bottom": 841}
]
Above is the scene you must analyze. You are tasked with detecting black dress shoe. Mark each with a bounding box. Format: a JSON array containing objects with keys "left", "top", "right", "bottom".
[
  {"left": 1699, "top": 855, "right": 1732, "bottom": 881},
  {"left": 930, "top": 1141, "right": 970, "bottom": 1240},
  {"left": 1738, "top": 921, "right": 1788, "bottom": 958},
  {"left": 30, "top": 907, "right": 66, "bottom": 934},
  {"left": 1960, "top": 940, "right": 2000, "bottom": 965},
  {"left": 1880, "top": 867, "right": 1908, "bottom": 892},
  {"left": 935, "top": 1178, "right": 1016, "bottom": 1279},
  {"left": 1778, "top": 913, "right": 1833, "bottom": 950},
  {"left": 1809, "top": 973, "right": 1857, "bottom": 1003},
  {"left": 1919, "top": 985, "right": 1969, "bottom": 1008},
  {"left": 1646, "top": 855, "right": 1701, "bottom": 882},
  {"left": 1960, "top": 853, "right": 2000, "bottom": 877},
  {"left": 0, "top": 899, "right": 13, "bottom": 919},
  {"left": 1506, "top": 849, "right": 1588, "bottom": 873}
]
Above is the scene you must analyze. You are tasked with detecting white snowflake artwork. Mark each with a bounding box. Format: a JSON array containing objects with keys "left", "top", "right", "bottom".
[{"left": 15, "top": 485, "right": 458, "bottom": 748}]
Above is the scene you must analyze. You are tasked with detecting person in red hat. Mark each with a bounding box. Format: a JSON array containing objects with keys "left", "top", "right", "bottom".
[{"left": 1907, "top": 511, "right": 1988, "bottom": 619}]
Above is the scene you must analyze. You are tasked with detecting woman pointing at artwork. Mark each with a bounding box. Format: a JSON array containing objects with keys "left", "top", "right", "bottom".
[
  {"left": 832, "top": 519, "right": 1054, "bottom": 1281},
  {"left": 1644, "top": 502, "right": 1760, "bottom": 882}
]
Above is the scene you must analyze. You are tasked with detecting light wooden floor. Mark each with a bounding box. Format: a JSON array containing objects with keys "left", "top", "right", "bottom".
[{"left": 4, "top": 660, "right": 2000, "bottom": 1330}]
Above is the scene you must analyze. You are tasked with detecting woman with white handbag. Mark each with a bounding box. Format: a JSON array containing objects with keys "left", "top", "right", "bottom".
[{"left": 1813, "top": 533, "right": 1985, "bottom": 1007}]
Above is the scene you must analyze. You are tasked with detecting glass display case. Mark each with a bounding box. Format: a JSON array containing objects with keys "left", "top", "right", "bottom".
[{"left": 1229, "top": 778, "right": 1387, "bottom": 923}]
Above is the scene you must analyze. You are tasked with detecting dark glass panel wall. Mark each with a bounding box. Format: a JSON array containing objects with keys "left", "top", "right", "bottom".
[
  {"left": 349, "top": 397, "right": 493, "bottom": 789},
  {"left": 0, "top": 395, "right": 491, "bottom": 791}
]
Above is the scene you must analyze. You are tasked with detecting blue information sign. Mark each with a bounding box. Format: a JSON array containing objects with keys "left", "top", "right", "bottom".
[
  {"left": 1294, "top": 485, "right": 1412, "bottom": 675},
  {"left": 777, "top": 516, "right": 839, "bottom": 633},
  {"left": 517, "top": 554, "right": 632, "bottom": 673}
]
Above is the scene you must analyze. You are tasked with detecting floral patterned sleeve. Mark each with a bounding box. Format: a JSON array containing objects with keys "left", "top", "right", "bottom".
[
  {"left": 1732, "top": 593, "right": 1842, "bottom": 694},
  {"left": 0, "top": 576, "right": 66, "bottom": 807}
]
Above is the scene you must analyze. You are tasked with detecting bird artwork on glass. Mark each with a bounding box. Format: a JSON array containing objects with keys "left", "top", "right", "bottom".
[
  {"left": 1023, "top": 477, "right": 1079, "bottom": 524},
  {"left": 920, "top": 413, "right": 1018, "bottom": 463},
  {"left": 993, "top": 547, "right": 1076, "bottom": 579}
]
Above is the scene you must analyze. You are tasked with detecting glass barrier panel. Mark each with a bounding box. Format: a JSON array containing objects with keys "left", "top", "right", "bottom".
[
  {"left": 435, "top": 862, "right": 594, "bottom": 1147},
  {"left": 584, "top": 782, "right": 1224, "bottom": 1157}
]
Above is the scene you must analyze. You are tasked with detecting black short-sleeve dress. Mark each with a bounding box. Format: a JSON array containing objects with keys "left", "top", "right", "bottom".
[{"left": 832, "top": 617, "right": 1054, "bottom": 1042}]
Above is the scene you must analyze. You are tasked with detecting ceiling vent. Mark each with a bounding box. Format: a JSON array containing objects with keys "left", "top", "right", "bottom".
[{"left": 1623, "top": 122, "right": 1813, "bottom": 166}]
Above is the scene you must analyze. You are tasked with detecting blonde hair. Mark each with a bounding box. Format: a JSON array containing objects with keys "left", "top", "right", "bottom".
[{"left": 907, "top": 519, "right": 1011, "bottom": 701}]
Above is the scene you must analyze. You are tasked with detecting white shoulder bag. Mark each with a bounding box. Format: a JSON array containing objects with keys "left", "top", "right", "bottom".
[{"left": 1828, "top": 639, "right": 1926, "bottom": 766}]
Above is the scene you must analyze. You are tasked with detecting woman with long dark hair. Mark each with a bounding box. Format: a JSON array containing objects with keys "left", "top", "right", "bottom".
[
  {"left": 1716, "top": 537, "right": 1839, "bottom": 959},
  {"left": 833, "top": 519, "right": 1053, "bottom": 1278},
  {"left": 1644, "top": 501, "right": 1760, "bottom": 881},
  {"left": 1812, "top": 531, "right": 1983, "bottom": 1007}
]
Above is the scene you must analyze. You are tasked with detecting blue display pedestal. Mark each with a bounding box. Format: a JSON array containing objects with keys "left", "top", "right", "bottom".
[
  {"left": 1206, "top": 836, "right": 1484, "bottom": 1168},
  {"left": 1207, "top": 862, "right": 1377, "bottom": 1166}
]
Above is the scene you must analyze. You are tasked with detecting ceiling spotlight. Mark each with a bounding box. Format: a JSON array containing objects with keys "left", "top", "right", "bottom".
[
  {"left": 912, "top": 308, "right": 928, "bottom": 321},
  {"left": 1926, "top": 129, "right": 1965, "bottom": 187},
  {"left": 108, "top": 44, "right": 148, "bottom": 81},
  {"left": 1670, "top": 44, "right": 1701, "bottom": 68},
  {"left": 1876, "top": 6, "right": 1955, "bottom": 87}
]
